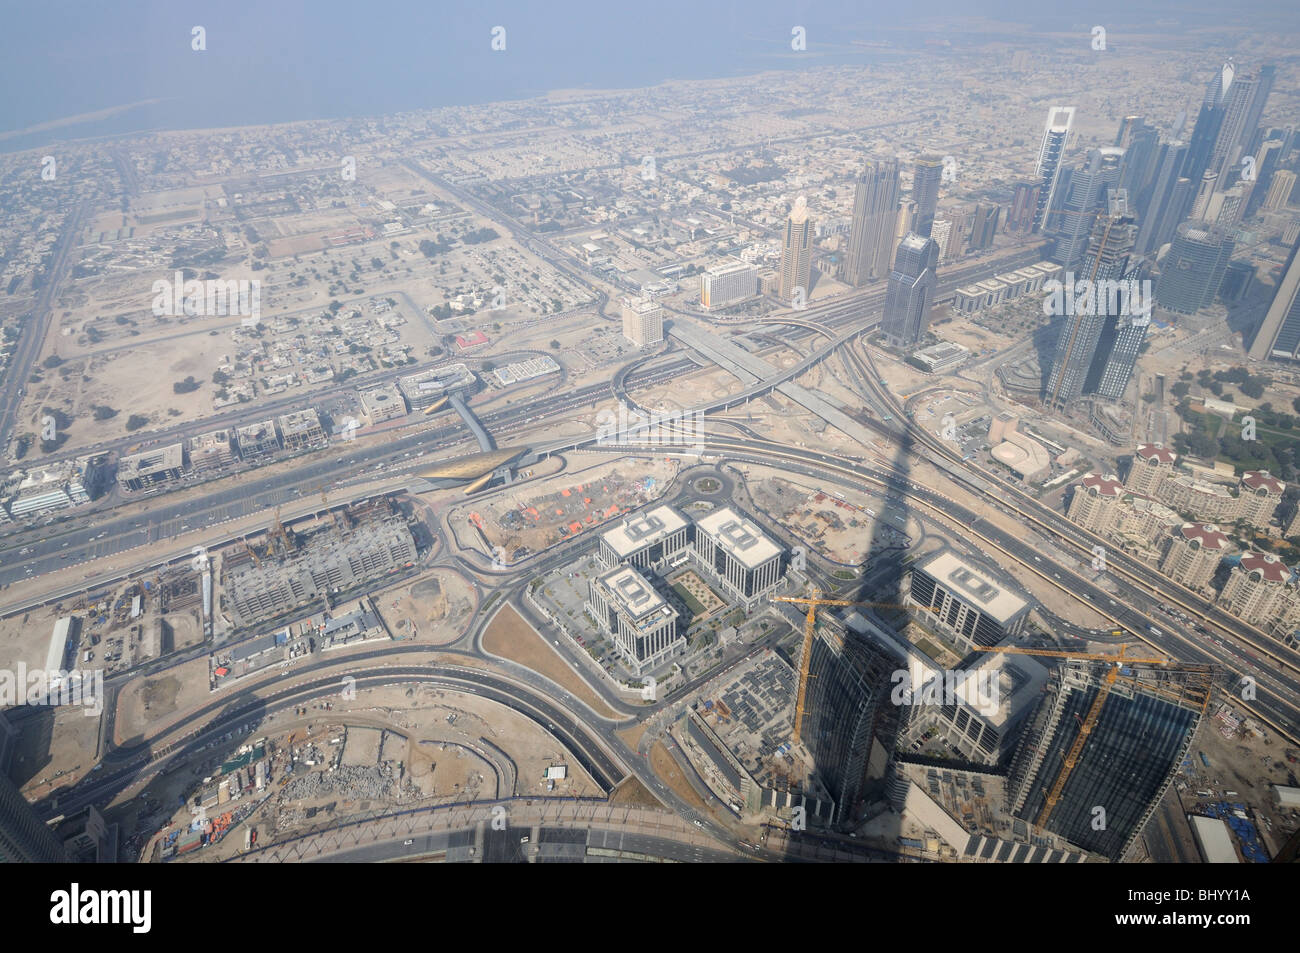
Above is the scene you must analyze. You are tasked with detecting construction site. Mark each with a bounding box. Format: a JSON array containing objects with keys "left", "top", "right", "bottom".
[
  {"left": 448, "top": 454, "right": 679, "bottom": 567},
  {"left": 217, "top": 497, "right": 420, "bottom": 630}
]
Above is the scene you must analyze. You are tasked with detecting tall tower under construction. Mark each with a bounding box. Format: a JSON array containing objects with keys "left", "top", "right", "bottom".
[{"left": 1005, "top": 660, "right": 1213, "bottom": 861}]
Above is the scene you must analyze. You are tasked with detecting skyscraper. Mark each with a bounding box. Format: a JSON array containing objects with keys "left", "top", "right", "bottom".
[
  {"left": 881, "top": 233, "right": 939, "bottom": 349},
  {"left": 779, "top": 196, "right": 814, "bottom": 303},
  {"left": 1008, "top": 181, "right": 1041, "bottom": 234},
  {"left": 967, "top": 202, "right": 1001, "bottom": 252},
  {"left": 1050, "top": 148, "right": 1123, "bottom": 270},
  {"left": 1184, "top": 61, "right": 1234, "bottom": 188},
  {"left": 0, "top": 714, "right": 68, "bottom": 862},
  {"left": 1209, "top": 65, "right": 1274, "bottom": 185},
  {"left": 1154, "top": 222, "right": 1236, "bottom": 315},
  {"left": 1244, "top": 137, "right": 1286, "bottom": 218},
  {"left": 845, "top": 159, "right": 900, "bottom": 286},
  {"left": 1005, "top": 660, "right": 1212, "bottom": 861},
  {"left": 912, "top": 155, "right": 944, "bottom": 239},
  {"left": 1135, "top": 140, "right": 1191, "bottom": 255},
  {"left": 1046, "top": 206, "right": 1140, "bottom": 409},
  {"left": 1247, "top": 234, "right": 1300, "bottom": 362},
  {"left": 1033, "top": 106, "right": 1076, "bottom": 233}
]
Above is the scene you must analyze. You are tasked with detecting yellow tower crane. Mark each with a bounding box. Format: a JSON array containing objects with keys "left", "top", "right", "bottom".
[
  {"left": 973, "top": 644, "right": 1187, "bottom": 828},
  {"left": 774, "top": 588, "right": 923, "bottom": 744}
]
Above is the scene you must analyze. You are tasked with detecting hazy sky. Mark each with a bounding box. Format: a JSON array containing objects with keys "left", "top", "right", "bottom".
[{"left": 0, "top": 0, "right": 1295, "bottom": 146}]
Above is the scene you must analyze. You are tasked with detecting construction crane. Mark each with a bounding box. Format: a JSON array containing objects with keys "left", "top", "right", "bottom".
[
  {"left": 774, "top": 588, "right": 924, "bottom": 744},
  {"left": 972, "top": 644, "right": 1188, "bottom": 829}
]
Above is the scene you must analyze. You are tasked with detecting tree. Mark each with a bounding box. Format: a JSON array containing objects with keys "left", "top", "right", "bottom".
[
  {"left": 550, "top": 340, "right": 561, "bottom": 349},
  {"left": 173, "top": 376, "right": 201, "bottom": 394},
  {"left": 125, "top": 414, "right": 148, "bottom": 431},
  {"left": 42, "top": 354, "right": 63, "bottom": 369},
  {"left": 92, "top": 405, "right": 117, "bottom": 421}
]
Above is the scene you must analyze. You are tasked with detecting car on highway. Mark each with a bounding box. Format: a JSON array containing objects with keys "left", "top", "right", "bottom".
[{"left": 403, "top": 839, "right": 414, "bottom": 846}]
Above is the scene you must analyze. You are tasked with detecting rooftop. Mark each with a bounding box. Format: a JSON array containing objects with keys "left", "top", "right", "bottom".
[
  {"left": 602, "top": 504, "right": 688, "bottom": 557},
  {"left": 914, "top": 549, "right": 1029, "bottom": 624},
  {"left": 597, "top": 565, "right": 673, "bottom": 622},
  {"left": 695, "top": 506, "right": 782, "bottom": 569}
]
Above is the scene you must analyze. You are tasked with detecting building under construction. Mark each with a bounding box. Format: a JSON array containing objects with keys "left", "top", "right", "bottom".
[
  {"left": 221, "top": 501, "right": 417, "bottom": 628},
  {"left": 799, "top": 613, "right": 896, "bottom": 826},
  {"left": 1005, "top": 659, "right": 1213, "bottom": 861}
]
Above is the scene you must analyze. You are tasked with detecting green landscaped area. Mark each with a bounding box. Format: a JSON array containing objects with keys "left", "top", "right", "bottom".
[{"left": 672, "top": 584, "right": 707, "bottom": 616}]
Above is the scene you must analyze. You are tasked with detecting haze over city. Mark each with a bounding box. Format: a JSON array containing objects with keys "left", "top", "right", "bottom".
[{"left": 0, "top": 0, "right": 1298, "bottom": 905}]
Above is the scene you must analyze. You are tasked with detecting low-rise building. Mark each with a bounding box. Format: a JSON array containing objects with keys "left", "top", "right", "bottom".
[
  {"left": 358, "top": 383, "right": 407, "bottom": 425},
  {"left": 117, "top": 443, "right": 185, "bottom": 491},
  {"left": 276, "top": 409, "right": 327, "bottom": 452},
  {"left": 586, "top": 565, "right": 682, "bottom": 675}
]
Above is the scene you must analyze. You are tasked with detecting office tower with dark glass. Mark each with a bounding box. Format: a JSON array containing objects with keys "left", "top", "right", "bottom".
[
  {"left": 1005, "top": 660, "right": 1212, "bottom": 861},
  {"left": 1154, "top": 222, "right": 1236, "bottom": 315},
  {"left": 1033, "top": 106, "right": 1076, "bottom": 233},
  {"left": 911, "top": 155, "right": 944, "bottom": 239},
  {"left": 800, "top": 615, "right": 894, "bottom": 824},
  {"left": 967, "top": 202, "right": 1001, "bottom": 252},
  {"left": 0, "top": 714, "right": 69, "bottom": 862},
  {"left": 1184, "top": 62, "right": 1234, "bottom": 188},
  {"left": 1049, "top": 147, "right": 1123, "bottom": 271},
  {"left": 1008, "top": 181, "right": 1041, "bottom": 234},
  {"left": 1084, "top": 206, "right": 1149, "bottom": 400},
  {"left": 881, "top": 233, "right": 939, "bottom": 349},
  {"left": 779, "top": 197, "right": 814, "bottom": 303},
  {"left": 1247, "top": 235, "right": 1300, "bottom": 362},
  {"left": 1045, "top": 201, "right": 1141, "bottom": 409},
  {"left": 845, "top": 159, "right": 900, "bottom": 285},
  {"left": 1135, "top": 139, "right": 1191, "bottom": 255}
]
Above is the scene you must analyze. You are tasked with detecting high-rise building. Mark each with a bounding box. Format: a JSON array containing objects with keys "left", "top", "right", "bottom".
[
  {"left": 1184, "top": 61, "right": 1234, "bottom": 188},
  {"left": 912, "top": 155, "right": 944, "bottom": 238},
  {"left": 845, "top": 160, "right": 900, "bottom": 285},
  {"left": 1263, "top": 170, "right": 1296, "bottom": 211},
  {"left": 881, "top": 233, "right": 939, "bottom": 349},
  {"left": 1119, "top": 119, "right": 1161, "bottom": 207},
  {"left": 0, "top": 713, "right": 69, "bottom": 862},
  {"left": 1050, "top": 148, "right": 1124, "bottom": 270},
  {"left": 700, "top": 259, "right": 759, "bottom": 311},
  {"left": 1046, "top": 209, "right": 1141, "bottom": 409},
  {"left": 1005, "top": 660, "right": 1212, "bottom": 861},
  {"left": 1209, "top": 65, "right": 1274, "bottom": 184},
  {"left": 621, "top": 297, "right": 665, "bottom": 346},
  {"left": 1033, "top": 106, "right": 1077, "bottom": 233},
  {"left": 1248, "top": 234, "right": 1300, "bottom": 362},
  {"left": 1008, "top": 181, "right": 1041, "bottom": 234},
  {"left": 800, "top": 614, "right": 894, "bottom": 821},
  {"left": 1136, "top": 139, "right": 1194, "bottom": 256},
  {"left": 779, "top": 196, "right": 815, "bottom": 303},
  {"left": 1154, "top": 222, "right": 1236, "bottom": 315},
  {"left": 1244, "top": 138, "right": 1286, "bottom": 217},
  {"left": 1160, "top": 523, "right": 1230, "bottom": 592},
  {"left": 967, "top": 202, "right": 1001, "bottom": 252}
]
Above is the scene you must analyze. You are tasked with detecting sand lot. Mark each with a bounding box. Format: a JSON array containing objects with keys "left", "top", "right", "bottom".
[
  {"left": 375, "top": 569, "right": 477, "bottom": 645},
  {"left": 481, "top": 603, "right": 620, "bottom": 720}
]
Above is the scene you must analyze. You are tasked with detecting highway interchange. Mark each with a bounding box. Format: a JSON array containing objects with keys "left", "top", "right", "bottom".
[{"left": 8, "top": 175, "right": 1300, "bottom": 863}]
